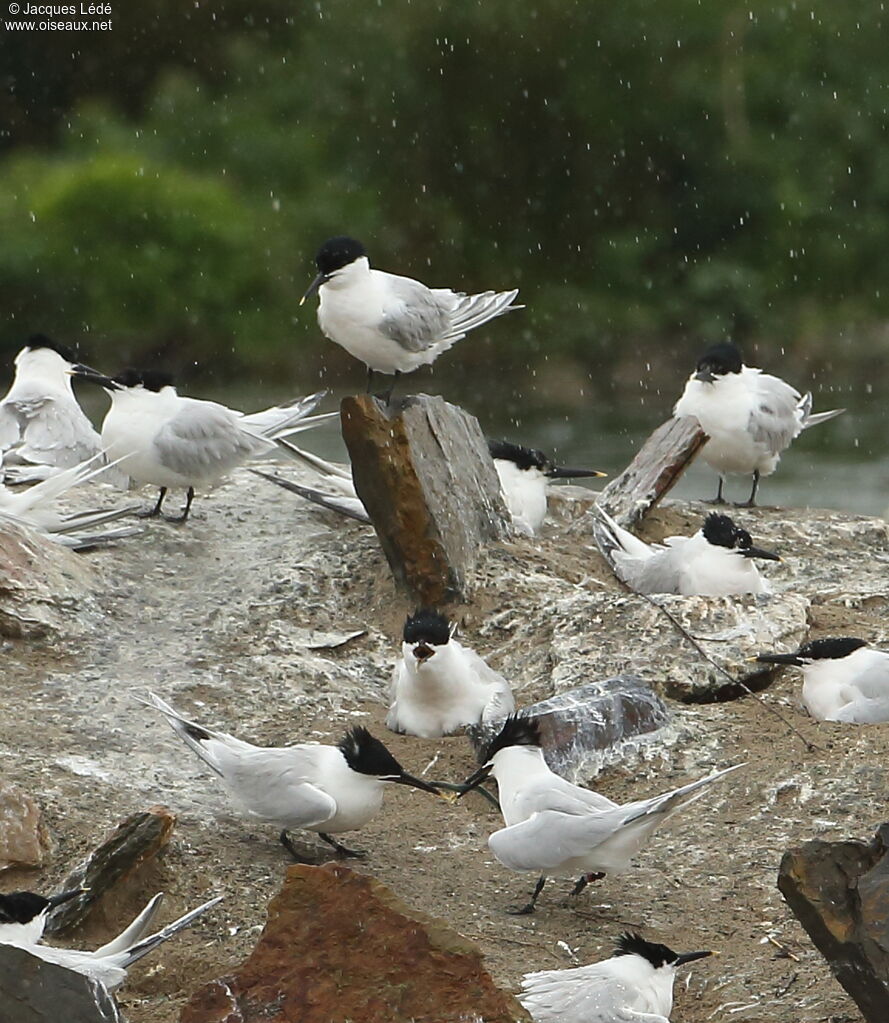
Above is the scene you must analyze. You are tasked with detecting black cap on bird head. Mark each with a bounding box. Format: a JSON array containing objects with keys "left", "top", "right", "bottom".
[
  {"left": 403, "top": 609, "right": 451, "bottom": 648},
  {"left": 701, "top": 513, "right": 780, "bottom": 561},
  {"left": 301, "top": 237, "right": 367, "bottom": 304},
  {"left": 113, "top": 368, "right": 175, "bottom": 392},
  {"left": 616, "top": 931, "right": 712, "bottom": 969},
  {"left": 0, "top": 888, "right": 84, "bottom": 925},
  {"left": 457, "top": 715, "right": 542, "bottom": 797},
  {"left": 694, "top": 341, "right": 743, "bottom": 382},
  {"left": 488, "top": 439, "right": 606, "bottom": 480},
  {"left": 337, "top": 726, "right": 439, "bottom": 794},
  {"left": 757, "top": 636, "right": 868, "bottom": 668},
  {"left": 24, "top": 334, "right": 77, "bottom": 363}
]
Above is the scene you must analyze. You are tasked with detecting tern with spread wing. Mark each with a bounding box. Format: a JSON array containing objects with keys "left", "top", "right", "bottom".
[
  {"left": 460, "top": 716, "right": 742, "bottom": 913},
  {"left": 301, "top": 236, "right": 521, "bottom": 397},
  {"left": 673, "top": 341, "right": 844, "bottom": 505}
]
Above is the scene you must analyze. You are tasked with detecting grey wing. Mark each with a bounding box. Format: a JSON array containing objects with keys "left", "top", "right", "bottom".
[
  {"left": 517, "top": 775, "right": 618, "bottom": 818},
  {"left": 385, "top": 660, "right": 409, "bottom": 732},
  {"left": 378, "top": 273, "right": 453, "bottom": 352},
  {"left": 154, "top": 403, "right": 261, "bottom": 477},
  {"left": 489, "top": 808, "right": 623, "bottom": 871},
  {"left": 621, "top": 543, "right": 686, "bottom": 595},
  {"left": 520, "top": 968, "right": 659, "bottom": 1023},
  {"left": 1, "top": 395, "right": 101, "bottom": 468},
  {"left": 461, "top": 648, "right": 516, "bottom": 719},
  {"left": 747, "top": 372, "right": 803, "bottom": 455},
  {"left": 225, "top": 747, "right": 337, "bottom": 827}
]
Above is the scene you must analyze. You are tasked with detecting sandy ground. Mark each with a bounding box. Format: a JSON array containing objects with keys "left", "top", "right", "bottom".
[{"left": 2, "top": 463, "right": 887, "bottom": 1023}]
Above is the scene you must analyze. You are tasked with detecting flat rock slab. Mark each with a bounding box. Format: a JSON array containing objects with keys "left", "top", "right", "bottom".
[
  {"left": 0, "top": 943, "right": 121, "bottom": 1023},
  {"left": 0, "top": 782, "right": 51, "bottom": 871},
  {"left": 341, "top": 393, "right": 509, "bottom": 605},
  {"left": 778, "top": 822, "right": 889, "bottom": 1022},
  {"left": 179, "top": 861, "right": 529, "bottom": 1023},
  {"left": 467, "top": 676, "right": 669, "bottom": 782}
]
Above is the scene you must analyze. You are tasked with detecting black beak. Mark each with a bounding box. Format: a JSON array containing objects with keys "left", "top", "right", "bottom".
[
  {"left": 413, "top": 643, "right": 434, "bottom": 662},
  {"left": 545, "top": 465, "right": 607, "bottom": 480},
  {"left": 675, "top": 949, "right": 713, "bottom": 966},
  {"left": 740, "top": 546, "right": 781, "bottom": 562},
  {"left": 70, "top": 364, "right": 120, "bottom": 389},
  {"left": 48, "top": 887, "right": 88, "bottom": 910},
  {"left": 694, "top": 368, "right": 716, "bottom": 383},
  {"left": 299, "top": 271, "right": 327, "bottom": 306},
  {"left": 392, "top": 772, "right": 441, "bottom": 796},
  {"left": 756, "top": 651, "right": 804, "bottom": 667},
  {"left": 457, "top": 763, "right": 493, "bottom": 798}
]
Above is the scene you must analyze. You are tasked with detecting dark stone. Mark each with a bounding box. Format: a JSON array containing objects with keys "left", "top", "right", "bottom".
[
  {"left": 466, "top": 676, "right": 670, "bottom": 780},
  {"left": 341, "top": 393, "right": 509, "bottom": 605},
  {"left": 0, "top": 943, "right": 121, "bottom": 1023},
  {"left": 179, "top": 862, "right": 529, "bottom": 1023},
  {"left": 777, "top": 822, "right": 889, "bottom": 1022}
]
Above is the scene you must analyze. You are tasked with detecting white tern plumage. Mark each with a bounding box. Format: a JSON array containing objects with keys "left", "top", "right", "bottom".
[{"left": 0, "top": 888, "right": 85, "bottom": 946}]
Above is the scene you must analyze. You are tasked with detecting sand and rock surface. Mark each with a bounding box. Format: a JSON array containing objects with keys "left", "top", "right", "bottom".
[{"left": 2, "top": 464, "right": 888, "bottom": 1022}]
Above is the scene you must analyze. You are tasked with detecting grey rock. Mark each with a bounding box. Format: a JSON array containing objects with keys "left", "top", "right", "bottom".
[{"left": 0, "top": 944, "right": 121, "bottom": 1023}]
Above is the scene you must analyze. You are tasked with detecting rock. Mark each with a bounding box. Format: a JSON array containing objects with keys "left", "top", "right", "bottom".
[
  {"left": 593, "top": 415, "right": 707, "bottom": 528},
  {"left": 0, "top": 943, "right": 121, "bottom": 1023},
  {"left": 341, "top": 393, "right": 509, "bottom": 605},
  {"left": 467, "top": 676, "right": 670, "bottom": 781},
  {"left": 0, "top": 520, "right": 97, "bottom": 639},
  {"left": 0, "top": 783, "right": 51, "bottom": 871},
  {"left": 179, "top": 862, "right": 529, "bottom": 1023},
  {"left": 777, "top": 823, "right": 889, "bottom": 1022},
  {"left": 46, "top": 805, "right": 176, "bottom": 935}
]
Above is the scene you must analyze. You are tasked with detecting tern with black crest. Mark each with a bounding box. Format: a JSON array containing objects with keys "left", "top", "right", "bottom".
[
  {"left": 757, "top": 637, "right": 889, "bottom": 723},
  {"left": 0, "top": 888, "right": 85, "bottom": 945},
  {"left": 386, "top": 609, "right": 515, "bottom": 737},
  {"left": 673, "top": 340, "right": 844, "bottom": 505},
  {"left": 519, "top": 931, "right": 713, "bottom": 1023},
  {"left": 141, "top": 692, "right": 442, "bottom": 859},
  {"left": 300, "top": 236, "right": 521, "bottom": 397},
  {"left": 489, "top": 440, "right": 606, "bottom": 535},
  {"left": 595, "top": 507, "right": 780, "bottom": 596},
  {"left": 460, "top": 715, "right": 742, "bottom": 913}
]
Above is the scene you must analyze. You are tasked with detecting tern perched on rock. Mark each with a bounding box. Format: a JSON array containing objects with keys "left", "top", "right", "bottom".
[
  {"left": 142, "top": 692, "right": 441, "bottom": 859},
  {"left": 1, "top": 891, "right": 221, "bottom": 992},
  {"left": 489, "top": 441, "right": 605, "bottom": 535},
  {"left": 386, "top": 609, "right": 515, "bottom": 738},
  {"left": 673, "top": 341, "right": 844, "bottom": 505},
  {"left": 300, "top": 236, "right": 521, "bottom": 397},
  {"left": 0, "top": 335, "right": 103, "bottom": 473},
  {"left": 460, "top": 716, "right": 742, "bottom": 913},
  {"left": 0, "top": 888, "right": 85, "bottom": 946},
  {"left": 519, "top": 931, "right": 713, "bottom": 1023},
  {"left": 757, "top": 637, "right": 889, "bottom": 723},
  {"left": 595, "top": 507, "right": 780, "bottom": 596},
  {"left": 71, "top": 366, "right": 330, "bottom": 522}
]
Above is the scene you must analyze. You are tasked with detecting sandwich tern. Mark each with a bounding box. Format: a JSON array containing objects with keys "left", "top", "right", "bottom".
[
  {"left": 0, "top": 335, "right": 102, "bottom": 472},
  {"left": 300, "top": 236, "right": 521, "bottom": 397},
  {"left": 0, "top": 888, "right": 85, "bottom": 945},
  {"left": 460, "top": 716, "right": 742, "bottom": 913},
  {"left": 70, "top": 366, "right": 329, "bottom": 521},
  {"left": 2, "top": 891, "right": 222, "bottom": 992},
  {"left": 757, "top": 637, "right": 889, "bottom": 723},
  {"left": 595, "top": 506, "right": 780, "bottom": 596},
  {"left": 142, "top": 692, "right": 441, "bottom": 859},
  {"left": 519, "top": 931, "right": 713, "bottom": 1023},
  {"left": 489, "top": 440, "right": 605, "bottom": 535},
  {"left": 673, "top": 341, "right": 844, "bottom": 505},
  {"left": 386, "top": 609, "right": 515, "bottom": 737}
]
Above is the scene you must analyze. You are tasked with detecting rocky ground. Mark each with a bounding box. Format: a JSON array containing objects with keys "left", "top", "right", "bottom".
[{"left": 2, "top": 462, "right": 889, "bottom": 1022}]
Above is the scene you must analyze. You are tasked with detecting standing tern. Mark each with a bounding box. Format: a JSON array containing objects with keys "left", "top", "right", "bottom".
[
  {"left": 386, "top": 609, "right": 515, "bottom": 738},
  {"left": 673, "top": 341, "right": 844, "bottom": 505},
  {"left": 0, "top": 335, "right": 102, "bottom": 472},
  {"left": 489, "top": 440, "right": 606, "bottom": 535},
  {"left": 70, "top": 366, "right": 330, "bottom": 521},
  {"left": 459, "top": 716, "right": 742, "bottom": 913},
  {"left": 757, "top": 637, "right": 889, "bottom": 723},
  {"left": 518, "top": 931, "right": 713, "bottom": 1023},
  {"left": 300, "top": 236, "right": 521, "bottom": 397},
  {"left": 141, "top": 692, "right": 442, "bottom": 859},
  {"left": 2, "top": 892, "right": 222, "bottom": 992},
  {"left": 0, "top": 888, "right": 85, "bottom": 945},
  {"left": 594, "top": 506, "right": 781, "bottom": 596}
]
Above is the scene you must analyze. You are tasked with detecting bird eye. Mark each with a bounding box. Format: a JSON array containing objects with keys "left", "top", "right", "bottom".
[{"left": 737, "top": 532, "right": 752, "bottom": 548}]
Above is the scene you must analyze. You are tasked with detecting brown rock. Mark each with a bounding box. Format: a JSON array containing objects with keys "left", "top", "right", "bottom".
[
  {"left": 778, "top": 822, "right": 889, "bottom": 1022},
  {"left": 467, "top": 676, "right": 670, "bottom": 781},
  {"left": 180, "top": 862, "right": 529, "bottom": 1023},
  {"left": 46, "top": 805, "right": 176, "bottom": 935},
  {"left": 0, "top": 783, "right": 51, "bottom": 871},
  {"left": 341, "top": 393, "right": 509, "bottom": 605}
]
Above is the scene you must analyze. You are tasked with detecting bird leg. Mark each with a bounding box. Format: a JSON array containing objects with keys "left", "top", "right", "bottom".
[
  {"left": 280, "top": 829, "right": 314, "bottom": 862},
  {"left": 707, "top": 476, "right": 727, "bottom": 505},
  {"left": 318, "top": 831, "right": 367, "bottom": 859},
  {"left": 735, "top": 470, "right": 760, "bottom": 508},
  {"left": 378, "top": 370, "right": 401, "bottom": 405},
  {"left": 166, "top": 486, "right": 195, "bottom": 524},
  {"left": 507, "top": 875, "right": 547, "bottom": 915},
  {"left": 138, "top": 487, "right": 168, "bottom": 518},
  {"left": 570, "top": 871, "right": 605, "bottom": 898}
]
